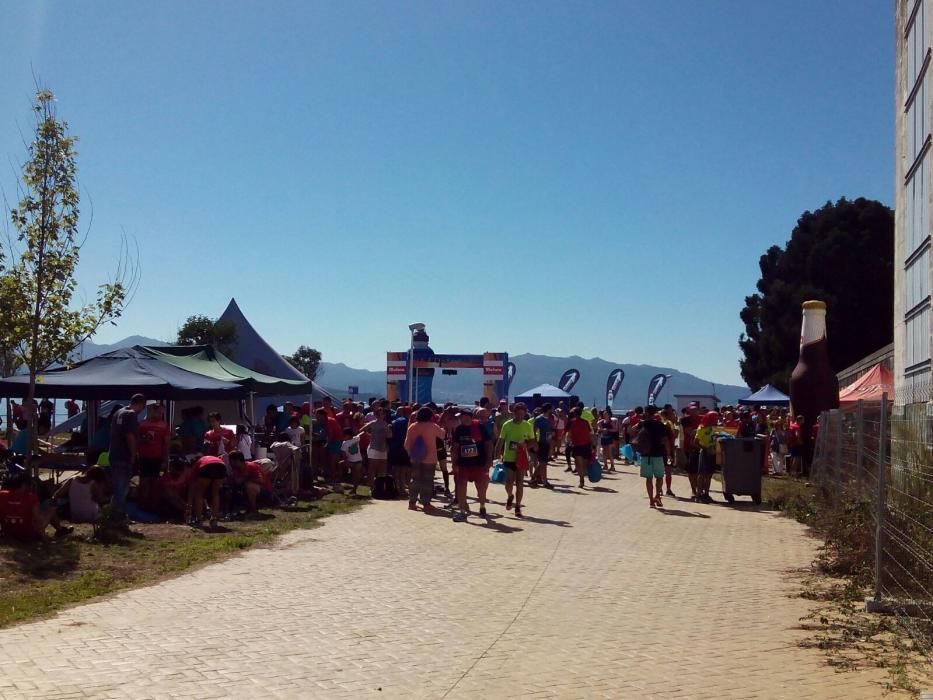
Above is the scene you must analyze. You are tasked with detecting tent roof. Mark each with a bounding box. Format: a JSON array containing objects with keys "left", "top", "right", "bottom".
[
  {"left": 139, "top": 345, "right": 312, "bottom": 395},
  {"left": 514, "top": 383, "right": 572, "bottom": 399},
  {"left": 738, "top": 384, "right": 789, "bottom": 406},
  {"left": 217, "top": 298, "right": 335, "bottom": 404},
  {"left": 839, "top": 363, "right": 893, "bottom": 405},
  {"left": 0, "top": 348, "right": 249, "bottom": 401}
]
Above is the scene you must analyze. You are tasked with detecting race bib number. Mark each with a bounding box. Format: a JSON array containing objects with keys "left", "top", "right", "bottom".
[
  {"left": 508, "top": 440, "right": 519, "bottom": 452},
  {"left": 461, "top": 443, "right": 478, "bottom": 459}
]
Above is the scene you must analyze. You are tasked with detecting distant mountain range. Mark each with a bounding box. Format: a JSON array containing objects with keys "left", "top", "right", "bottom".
[{"left": 81, "top": 337, "right": 749, "bottom": 407}]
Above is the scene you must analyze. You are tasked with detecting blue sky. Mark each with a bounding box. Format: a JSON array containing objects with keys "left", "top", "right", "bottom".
[{"left": 0, "top": 1, "right": 893, "bottom": 386}]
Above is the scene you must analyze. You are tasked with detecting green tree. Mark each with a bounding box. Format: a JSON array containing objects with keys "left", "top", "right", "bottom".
[
  {"left": 176, "top": 314, "right": 237, "bottom": 355},
  {"left": 6, "top": 90, "right": 135, "bottom": 468},
  {"left": 739, "top": 197, "right": 894, "bottom": 390},
  {"left": 283, "top": 345, "right": 322, "bottom": 381}
]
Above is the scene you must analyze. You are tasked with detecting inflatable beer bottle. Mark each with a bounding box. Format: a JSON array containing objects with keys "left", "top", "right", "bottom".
[{"left": 789, "top": 300, "right": 839, "bottom": 472}]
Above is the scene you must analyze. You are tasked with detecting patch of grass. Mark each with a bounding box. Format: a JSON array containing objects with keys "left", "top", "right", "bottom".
[{"left": 0, "top": 493, "right": 360, "bottom": 629}]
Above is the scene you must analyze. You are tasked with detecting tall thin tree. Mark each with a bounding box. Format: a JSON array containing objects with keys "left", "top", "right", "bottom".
[{"left": 6, "top": 89, "right": 138, "bottom": 473}]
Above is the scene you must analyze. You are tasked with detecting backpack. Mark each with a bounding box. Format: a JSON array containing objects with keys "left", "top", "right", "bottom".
[
  {"left": 372, "top": 475, "right": 399, "bottom": 500},
  {"left": 634, "top": 425, "right": 652, "bottom": 455},
  {"left": 409, "top": 434, "right": 428, "bottom": 462}
]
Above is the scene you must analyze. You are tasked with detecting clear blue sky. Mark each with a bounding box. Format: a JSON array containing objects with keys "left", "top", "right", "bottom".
[{"left": 0, "top": 1, "right": 893, "bottom": 386}]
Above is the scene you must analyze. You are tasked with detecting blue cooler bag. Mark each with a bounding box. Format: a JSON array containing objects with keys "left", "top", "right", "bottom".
[
  {"left": 587, "top": 460, "right": 603, "bottom": 483},
  {"left": 490, "top": 462, "right": 506, "bottom": 483}
]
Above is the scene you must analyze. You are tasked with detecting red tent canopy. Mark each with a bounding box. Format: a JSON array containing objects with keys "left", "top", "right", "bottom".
[{"left": 839, "top": 363, "right": 893, "bottom": 405}]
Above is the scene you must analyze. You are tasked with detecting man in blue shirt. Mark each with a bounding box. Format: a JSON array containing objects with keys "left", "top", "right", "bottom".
[
  {"left": 531, "top": 404, "right": 555, "bottom": 488},
  {"left": 388, "top": 407, "right": 411, "bottom": 496}
]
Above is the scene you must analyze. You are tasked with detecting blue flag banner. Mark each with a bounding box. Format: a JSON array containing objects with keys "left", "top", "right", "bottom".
[
  {"left": 646, "top": 373, "right": 671, "bottom": 406},
  {"left": 558, "top": 368, "right": 581, "bottom": 393},
  {"left": 606, "top": 369, "right": 625, "bottom": 408}
]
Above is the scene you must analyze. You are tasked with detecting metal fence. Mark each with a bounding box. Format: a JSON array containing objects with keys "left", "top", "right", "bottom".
[{"left": 811, "top": 396, "right": 933, "bottom": 661}]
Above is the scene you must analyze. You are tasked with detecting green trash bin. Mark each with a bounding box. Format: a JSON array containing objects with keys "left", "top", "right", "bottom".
[{"left": 718, "top": 437, "right": 763, "bottom": 505}]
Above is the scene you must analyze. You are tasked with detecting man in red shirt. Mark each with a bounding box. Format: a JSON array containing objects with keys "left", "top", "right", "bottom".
[
  {"left": 336, "top": 402, "right": 356, "bottom": 432},
  {"left": 0, "top": 473, "right": 72, "bottom": 541},
  {"left": 228, "top": 451, "right": 272, "bottom": 515},
  {"left": 321, "top": 396, "right": 338, "bottom": 419},
  {"left": 64, "top": 398, "right": 80, "bottom": 418},
  {"left": 137, "top": 403, "right": 171, "bottom": 509},
  {"left": 203, "top": 412, "right": 235, "bottom": 458},
  {"left": 316, "top": 407, "right": 345, "bottom": 487}
]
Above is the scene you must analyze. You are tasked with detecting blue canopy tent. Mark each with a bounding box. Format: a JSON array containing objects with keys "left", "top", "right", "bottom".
[
  {"left": 514, "top": 383, "right": 572, "bottom": 410},
  {"left": 738, "top": 384, "right": 789, "bottom": 407}
]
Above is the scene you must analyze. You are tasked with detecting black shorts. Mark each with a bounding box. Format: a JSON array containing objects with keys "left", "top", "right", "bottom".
[
  {"left": 610, "top": 431, "right": 620, "bottom": 441},
  {"left": 571, "top": 445, "right": 592, "bottom": 458},
  {"left": 502, "top": 461, "right": 518, "bottom": 471},
  {"left": 437, "top": 448, "right": 448, "bottom": 461},
  {"left": 197, "top": 462, "right": 227, "bottom": 481},
  {"left": 138, "top": 457, "right": 163, "bottom": 479},
  {"left": 388, "top": 446, "right": 410, "bottom": 468},
  {"left": 537, "top": 443, "right": 550, "bottom": 463},
  {"left": 600, "top": 436, "right": 614, "bottom": 446}
]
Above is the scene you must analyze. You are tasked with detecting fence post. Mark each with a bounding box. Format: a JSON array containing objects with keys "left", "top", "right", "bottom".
[
  {"left": 856, "top": 400, "right": 864, "bottom": 495},
  {"left": 872, "top": 393, "right": 888, "bottom": 604}
]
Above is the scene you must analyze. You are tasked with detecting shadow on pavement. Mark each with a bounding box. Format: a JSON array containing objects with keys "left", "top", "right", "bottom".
[
  {"left": 514, "top": 513, "right": 572, "bottom": 528},
  {"left": 474, "top": 513, "right": 523, "bottom": 533},
  {"left": 658, "top": 508, "right": 711, "bottom": 518},
  {"left": 589, "top": 486, "right": 618, "bottom": 494}
]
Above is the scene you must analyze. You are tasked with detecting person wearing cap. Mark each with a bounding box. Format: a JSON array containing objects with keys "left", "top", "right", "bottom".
[
  {"left": 495, "top": 402, "right": 536, "bottom": 517},
  {"left": 107, "top": 393, "right": 146, "bottom": 527},
  {"left": 450, "top": 407, "right": 492, "bottom": 521},
  {"left": 694, "top": 411, "right": 720, "bottom": 503}
]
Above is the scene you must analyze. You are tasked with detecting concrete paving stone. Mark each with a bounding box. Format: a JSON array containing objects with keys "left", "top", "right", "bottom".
[{"left": 0, "top": 466, "right": 917, "bottom": 698}]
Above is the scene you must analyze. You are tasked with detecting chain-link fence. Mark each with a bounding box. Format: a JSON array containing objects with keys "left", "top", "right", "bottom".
[{"left": 811, "top": 396, "right": 933, "bottom": 661}]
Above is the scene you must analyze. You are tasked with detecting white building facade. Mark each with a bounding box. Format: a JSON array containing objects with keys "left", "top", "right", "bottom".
[{"left": 895, "top": 0, "right": 933, "bottom": 405}]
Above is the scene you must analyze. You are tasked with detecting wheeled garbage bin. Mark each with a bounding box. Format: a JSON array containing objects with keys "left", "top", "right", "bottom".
[{"left": 718, "top": 437, "right": 763, "bottom": 504}]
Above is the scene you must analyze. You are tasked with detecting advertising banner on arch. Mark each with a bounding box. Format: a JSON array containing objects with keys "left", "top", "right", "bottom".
[
  {"left": 557, "top": 368, "right": 580, "bottom": 394},
  {"left": 646, "top": 373, "right": 671, "bottom": 406},
  {"left": 605, "top": 369, "right": 625, "bottom": 409}
]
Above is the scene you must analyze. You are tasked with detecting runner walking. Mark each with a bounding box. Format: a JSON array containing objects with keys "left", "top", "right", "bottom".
[{"left": 495, "top": 402, "right": 536, "bottom": 517}]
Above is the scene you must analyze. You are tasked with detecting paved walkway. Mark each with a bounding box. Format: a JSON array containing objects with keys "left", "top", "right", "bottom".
[{"left": 0, "top": 466, "right": 902, "bottom": 699}]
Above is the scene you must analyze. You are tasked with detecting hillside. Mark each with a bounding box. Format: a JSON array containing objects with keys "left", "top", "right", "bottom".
[{"left": 79, "top": 337, "right": 747, "bottom": 407}]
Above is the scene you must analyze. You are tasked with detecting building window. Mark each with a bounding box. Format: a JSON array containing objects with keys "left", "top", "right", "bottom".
[
  {"left": 906, "top": 247, "right": 931, "bottom": 309},
  {"left": 907, "top": 0, "right": 928, "bottom": 93},
  {"left": 906, "top": 304, "right": 932, "bottom": 368},
  {"left": 906, "top": 150, "right": 930, "bottom": 255}
]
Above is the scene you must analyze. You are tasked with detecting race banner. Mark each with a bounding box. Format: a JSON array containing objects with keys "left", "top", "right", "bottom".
[
  {"left": 605, "top": 369, "right": 625, "bottom": 409},
  {"left": 646, "top": 373, "right": 671, "bottom": 406},
  {"left": 557, "top": 368, "right": 580, "bottom": 393}
]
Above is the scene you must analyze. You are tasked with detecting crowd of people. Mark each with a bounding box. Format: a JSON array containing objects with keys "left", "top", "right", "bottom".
[{"left": 0, "top": 390, "right": 808, "bottom": 540}]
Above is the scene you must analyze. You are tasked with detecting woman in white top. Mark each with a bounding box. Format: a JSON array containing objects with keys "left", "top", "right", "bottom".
[
  {"left": 236, "top": 424, "right": 253, "bottom": 459},
  {"left": 55, "top": 466, "right": 107, "bottom": 523}
]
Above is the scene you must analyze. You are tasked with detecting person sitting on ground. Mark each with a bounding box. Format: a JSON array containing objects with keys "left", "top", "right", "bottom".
[
  {"left": 0, "top": 472, "right": 73, "bottom": 540},
  {"left": 54, "top": 466, "right": 107, "bottom": 524},
  {"left": 158, "top": 457, "right": 191, "bottom": 519},
  {"left": 227, "top": 450, "right": 273, "bottom": 516}
]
